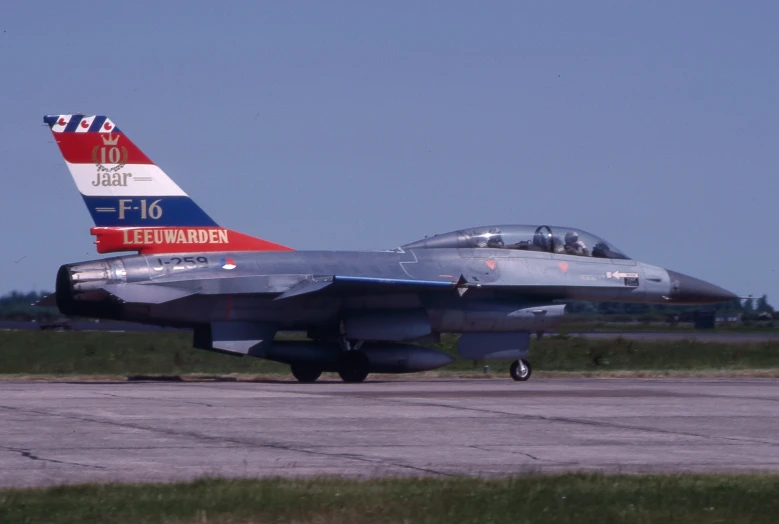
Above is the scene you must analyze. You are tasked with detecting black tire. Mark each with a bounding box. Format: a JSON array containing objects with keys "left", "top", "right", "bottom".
[
  {"left": 290, "top": 364, "right": 322, "bottom": 383},
  {"left": 338, "top": 351, "right": 370, "bottom": 383},
  {"left": 510, "top": 359, "right": 532, "bottom": 381}
]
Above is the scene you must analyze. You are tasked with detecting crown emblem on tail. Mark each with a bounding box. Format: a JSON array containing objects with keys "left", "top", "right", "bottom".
[{"left": 101, "top": 133, "right": 120, "bottom": 146}]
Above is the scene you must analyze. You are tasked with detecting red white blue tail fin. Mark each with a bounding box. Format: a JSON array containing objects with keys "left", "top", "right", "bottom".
[{"left": 44, "top": 114, "right": 292, "bottom": 254}]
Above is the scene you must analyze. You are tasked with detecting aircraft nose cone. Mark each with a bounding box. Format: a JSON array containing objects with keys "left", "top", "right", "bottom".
[{"left": 666, "top": 270, "right": 738, "bottom": 304}]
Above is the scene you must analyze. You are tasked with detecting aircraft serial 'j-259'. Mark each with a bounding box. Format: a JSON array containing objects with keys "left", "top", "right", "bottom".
[{"left": 42, "top": 114, "right": 738, "bottom": 383}]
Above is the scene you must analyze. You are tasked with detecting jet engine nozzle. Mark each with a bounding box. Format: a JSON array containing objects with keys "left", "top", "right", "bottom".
[
  {"left": 666, "top": 270, "right": 738, "bottom": 304},
  {"left": 55, "top": 259, "right": 128, "bottom": 317}
]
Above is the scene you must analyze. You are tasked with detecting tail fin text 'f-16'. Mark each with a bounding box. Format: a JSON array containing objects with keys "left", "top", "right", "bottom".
[{"left": 44, "top": 114, "right": 292, "bottom": 254}]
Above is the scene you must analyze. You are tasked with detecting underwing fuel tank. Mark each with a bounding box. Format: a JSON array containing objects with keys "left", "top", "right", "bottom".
[{"left": 264, "top": 341, "right": 454, "bottom": 373}]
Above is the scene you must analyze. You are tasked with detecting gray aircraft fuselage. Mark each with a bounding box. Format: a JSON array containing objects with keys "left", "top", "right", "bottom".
[{"left": 55, "top": 224, "right": 737, "bottom": 381}]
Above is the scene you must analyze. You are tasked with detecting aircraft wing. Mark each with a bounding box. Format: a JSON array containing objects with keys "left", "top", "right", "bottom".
[
  {"left": 42, "top": 274, "right": 462, "bottom": 307},
  {"left": 40, "top": 270, "right": 621, "bottom": 308},
  {"left": 274, "top": 275, "right": 457, "bottom": 300}
]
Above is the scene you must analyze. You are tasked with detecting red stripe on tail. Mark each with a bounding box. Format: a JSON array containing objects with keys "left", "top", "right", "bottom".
[
  {"left": 53, "top": 132, "right": 154, "bottom": 165},
  {"left": 91, "top": 227, "right": 293, "bottom": 254}
]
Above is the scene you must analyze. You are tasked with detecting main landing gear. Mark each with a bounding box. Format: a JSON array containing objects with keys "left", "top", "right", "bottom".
[
  {"left": 290, "top": 354, "right": 369, "bottom": 383},
  {"left": 337, "top": 337, "right": 369, "bottom": 383},
  {"left": 337, "top": 351, "right": 370, "bottom": 383},
  {"left": 510, "top": 359, "right": 532, "bottom": 381},
  {"left": 290, "top": 364, "right": 322, "bottom": 383},
  {"left": 289, "top": 338, "right": 370, "bottom": 384}
]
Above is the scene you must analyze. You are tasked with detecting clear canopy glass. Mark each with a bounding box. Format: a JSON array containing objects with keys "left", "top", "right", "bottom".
[{"left": 402, "top": 225, "right": 630, "bottom": 260}]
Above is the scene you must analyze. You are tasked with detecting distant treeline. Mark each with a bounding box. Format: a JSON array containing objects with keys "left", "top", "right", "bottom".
[
  {"left": 0, "top": 291, "right": 59, "bottom": 322},
  {"left": 566, "top": 295, "right": 775, "bottom": 322},
  {"left": 0, "top": 290, "right": 775, "bottom": 323}
]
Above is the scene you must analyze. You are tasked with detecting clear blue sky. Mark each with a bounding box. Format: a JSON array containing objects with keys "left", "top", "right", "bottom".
[{"left": 1, "top": 1, "right": 777, "bottom": 303}]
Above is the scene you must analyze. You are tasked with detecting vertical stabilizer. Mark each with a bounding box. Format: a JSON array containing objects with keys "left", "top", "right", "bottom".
[{"left": 44, "top": 114, "right": 292, "bottom": 254}]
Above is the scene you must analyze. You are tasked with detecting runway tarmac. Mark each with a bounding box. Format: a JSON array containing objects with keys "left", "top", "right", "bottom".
[{"left": 1, "top": 378, "right": 778, "bottom": 487}]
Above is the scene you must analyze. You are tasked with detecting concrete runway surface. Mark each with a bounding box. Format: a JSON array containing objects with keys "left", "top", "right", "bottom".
[{"left": 1, "top": 378, "right": 778, "bottom": 487}]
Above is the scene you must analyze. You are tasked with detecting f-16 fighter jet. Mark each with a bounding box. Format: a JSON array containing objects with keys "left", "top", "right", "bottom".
[{"left": 42, "top": 114, "right": 738, "bottom": 383}]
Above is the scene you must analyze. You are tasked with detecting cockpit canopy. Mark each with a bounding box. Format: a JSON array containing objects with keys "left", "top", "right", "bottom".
[{"left": 402, "top": 225, "right": 630, "bottom": 260}]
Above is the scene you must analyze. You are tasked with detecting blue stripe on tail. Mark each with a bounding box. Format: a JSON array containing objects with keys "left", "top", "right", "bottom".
[
  {"left": 82, "top": 196, "right": 218, "bottom": 227},
  {"left": 64, "top": 116, "right": 82, "bottom": 132},
  {"left": 88, "top": 116, "right": 107, "bottom": 132}
]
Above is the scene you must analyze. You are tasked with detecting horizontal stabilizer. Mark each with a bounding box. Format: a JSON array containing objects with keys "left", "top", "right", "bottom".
[
  {"left": 204, "top": 322, "right": 276, "bottom": 357},
  {"left": 102, "top": 284, "right": 195, "bottom": 304}
]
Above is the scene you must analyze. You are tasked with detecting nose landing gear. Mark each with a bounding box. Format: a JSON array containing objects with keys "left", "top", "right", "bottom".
[{"left": 510, "top": 359, "right": 532, "bottom": 381}]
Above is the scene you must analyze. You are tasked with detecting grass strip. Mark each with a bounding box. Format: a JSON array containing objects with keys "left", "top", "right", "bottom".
[
  {"left": 2, "top": 331, "right": 779, "bottom": 376},
  {"left": 1, "top": 474, "right": 778, "bottom": 524}
]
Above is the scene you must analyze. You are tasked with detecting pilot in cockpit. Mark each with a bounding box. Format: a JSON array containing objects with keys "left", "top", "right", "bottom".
[
  {"left": 473, "top": 227, "right": 504, "bottom": 248},
  {"left": 564, "top": 231, "right": 590, "bottom": 256},
  {"left": 485, "top": 227, "right": 505, "bottom": 248}
]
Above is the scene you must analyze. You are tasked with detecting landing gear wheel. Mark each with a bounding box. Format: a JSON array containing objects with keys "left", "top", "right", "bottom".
[
  {"left": 510, "top": 359, "right": 532, "bottom": 381},
  {"left": 290, "top": 364, "right": 322, "bottom": 383},
  {"left": 338, "top": 352, "right": 370, "bottom": 383}
]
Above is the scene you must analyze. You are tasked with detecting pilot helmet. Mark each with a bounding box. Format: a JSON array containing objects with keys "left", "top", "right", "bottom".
[{"left": 565, "top": 231, "right": 579, "bottom": 244}]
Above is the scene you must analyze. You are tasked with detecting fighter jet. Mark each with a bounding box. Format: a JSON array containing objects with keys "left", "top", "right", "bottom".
[{"left": 42, "top": 114, "right": 738, "bottom": 383}]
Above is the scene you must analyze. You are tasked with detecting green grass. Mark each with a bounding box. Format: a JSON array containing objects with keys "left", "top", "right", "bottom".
[
  {"left": 1, "top": 331, "right": 778, "bottom": 377},
  {"left": 1, "top": 474, "right": 778, "bottom": 523},
  {"left": 558, "top": 321, "right": 779, "bottom": 333},
  {"left": 0, "top": 331, "right": 288, "bottom": 376},
  {"left": 510, "top": 334, "right": 779, "bottom": 371}
]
